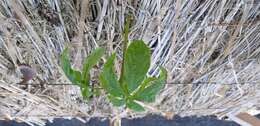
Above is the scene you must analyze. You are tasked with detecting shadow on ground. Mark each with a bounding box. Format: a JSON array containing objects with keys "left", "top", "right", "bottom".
[{"left": 0, "top": 114, "right": 244, "bottom": 126}]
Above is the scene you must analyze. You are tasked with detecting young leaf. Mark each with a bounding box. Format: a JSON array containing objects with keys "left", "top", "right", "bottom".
[
  {"left": 134, "top": 67, "right": 167, "bottom": 102},
  {"left": 126, "top": 100, "right": 145, "bottom": 112},
  {"left": 99, "top": 53, "right": 124, "bottom": 97},
  {"left": 82, "top": 47, "right": 105, "bottom": 79},
  {"left": 81, "top": 47, "right": 104, "bottom": 99},
  {"left": 60, "top": 47, "right": 82, "bottom": 85},
  {"left": 123, "top": 40, "right": 151, "bottom": 93}
]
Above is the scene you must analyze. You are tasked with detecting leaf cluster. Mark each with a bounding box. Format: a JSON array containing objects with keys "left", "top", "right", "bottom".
[
  {"left": 60, "top": 17, "right": 167, "bottom": 111},
  {"left": 100, "top": 40, "right": 167, "bottom": 111}
]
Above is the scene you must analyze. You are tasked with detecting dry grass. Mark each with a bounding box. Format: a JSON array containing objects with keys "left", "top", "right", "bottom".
[{"left": 0, "top": 0, "right": 260, "bottom": 125}]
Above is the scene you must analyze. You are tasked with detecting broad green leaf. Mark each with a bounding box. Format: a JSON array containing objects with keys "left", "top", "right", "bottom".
[
  {"left": 82, "top": 47, "right": 105, "bottom": 79},
  {"left": 60, "top": 47, "right": 82, "bottom": 85},
  {"left": 134, "top": 67, "right": 167, "bottom": 102},
  {"left": 100, "top": 53, "right": 124, "bottom": 97},
  {"left": 108, "top": 95, "right": 125, "bottom": 106},
  {"left": 123, "top": 40, "right": 151, "bottom": 93},
  {"left": 126, "top": 100, "right": 145, "bottom": 112}
]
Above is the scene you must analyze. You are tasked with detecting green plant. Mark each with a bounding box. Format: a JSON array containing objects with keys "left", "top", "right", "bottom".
[
  {"left": 60, "top": 47, "right": 105, "bottom": 100},
  {"left": 99, "top": 18, "right": 167, "bottom": 111}
]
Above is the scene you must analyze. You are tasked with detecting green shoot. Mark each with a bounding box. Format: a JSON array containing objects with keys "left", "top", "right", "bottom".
[{"left": 60, "top": 47, "right": 105, "bottom": 100}]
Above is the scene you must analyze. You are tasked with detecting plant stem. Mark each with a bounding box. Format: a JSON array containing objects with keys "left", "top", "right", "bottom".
[
  {"left": 118, "top": 15, "right": 132, "bottom": 96},
  {"left": 119, "top": 15, "right": 131, "bottom": 86}
]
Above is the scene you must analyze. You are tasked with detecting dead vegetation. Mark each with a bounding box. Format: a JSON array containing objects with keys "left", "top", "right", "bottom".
[{"left": 0, "top": 0, "right": 260, "bottom": 125}]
